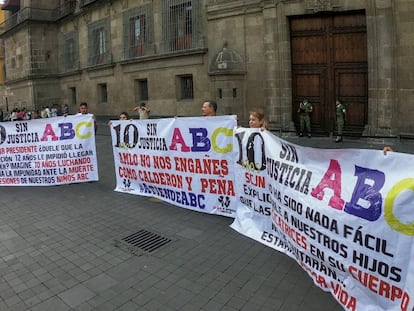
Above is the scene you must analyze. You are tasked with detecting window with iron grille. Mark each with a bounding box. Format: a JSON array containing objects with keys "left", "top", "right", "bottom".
[
  {"left": 60, "top": 32, "right": 78, "bottom": 73},
  {"left": 88, "top": 19, "right": 111, "bottom": 66},
  {"left": 123, "top": 5, "right": 153, "bottom": 59},
  {"left": 161, "top": 0, "right": 201, "bottom": 53},
  {"left": 179, "top": 75, "right": 193, "bottom": 99},
  {"left": 130, "top": 15, "right": 145, "bottom": 57}
]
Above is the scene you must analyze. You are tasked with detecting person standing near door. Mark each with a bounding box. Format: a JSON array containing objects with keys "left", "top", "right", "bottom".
[
  {"left": 298, "top": 98, "right": 313, "bottom": 137},
  {"left": 335, "top": 99, "right": 346, "bottom": 142}
]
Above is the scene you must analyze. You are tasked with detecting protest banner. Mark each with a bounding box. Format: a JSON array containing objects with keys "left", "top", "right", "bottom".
[
  {"left": 0, "top": 115, "right": 98, "bottom": 186},
  {"left": 110, "top": 116, "right": 237, "bottom": 217},
  {"left": 231, "top": 127, "right": 414, "bottom": 311}
]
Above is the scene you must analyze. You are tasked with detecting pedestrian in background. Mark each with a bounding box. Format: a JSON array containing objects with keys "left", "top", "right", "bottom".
[
  {"left": 31, "top": 110, "right": 41, "bottom": 119},
  {"left": 298, "top": 98, "right": 313, "bottom": 137},
  {"left": 61, "top": 103, "right": 69, "bottom": 116},
  {"left": 133, "top": 102, "right": 150, "bottom": 120},
  {"left": 118, "top": 112, "right": 130, "bottom": 120},
  {"left": 335, "top": 99, "right": 346, "bottom": 142}
]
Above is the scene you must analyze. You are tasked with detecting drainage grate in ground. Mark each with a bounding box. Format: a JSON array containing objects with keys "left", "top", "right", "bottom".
[{"left": 115, "top": 229, "right": 173, "bottom": 255}]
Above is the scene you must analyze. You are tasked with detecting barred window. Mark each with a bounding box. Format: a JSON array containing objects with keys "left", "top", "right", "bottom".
[
  {"left": 161, "top": 0, "right": 201, "bottom": 53},
  {"left": 123, "top": 5, "right": 153, "bottom": 59},
  {"left": 66, "top": 38, "right": 75, "bottom": 63},
  {"left": 96, "top": 28, "right": 106, "bottom": 55},
  {"left": 129, "top": 15, "right": 146, "bottom": 57},
  {"left": 137, "top": 79, "right": 148, "bottom": 101},
  {"left": 180, "top": 75, "right": 193, "bottom": 99},
  {"left": 133, "top": 16, "right": 146, "bottom": 43},
  {"left": 88, "top": 19, "right": 111, "bottom": 66},
  {"left": 59, "top": 31, "right": 78, "bottom": 73},
  {"left": 172, "top": 2, "right": 192, "bottom": 38}
]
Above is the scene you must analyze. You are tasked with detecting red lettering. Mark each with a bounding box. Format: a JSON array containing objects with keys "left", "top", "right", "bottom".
[
  {"left": 349, "top": 265, "right": 409, "bottom": 307},
  {"left": 41, "top": 124, "right": 59, "bottom": 141},
  {"left": 169, "top": 128, "right": 190, "bottom": 152},
  {"left": 311, "top": 159, "right": 345, "bottom": 209}
]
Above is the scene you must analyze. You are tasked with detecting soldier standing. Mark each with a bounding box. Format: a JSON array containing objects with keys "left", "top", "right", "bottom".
[
  {"left": 298, "top": 98, "right": 313, "bottom": 137},
  {"left": 335, "top": 100, "right": 346, "bottom": 142}
]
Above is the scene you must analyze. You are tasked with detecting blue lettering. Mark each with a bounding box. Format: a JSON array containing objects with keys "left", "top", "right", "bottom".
[
  {"left": 59, "top": 123, "right": 75, "bottom": 140},
  {"left": 344, "top": 166, "right": 384, "bottom": 221},
  {"left": 189, "top": 128, "right": 211, "bottom": 152}
]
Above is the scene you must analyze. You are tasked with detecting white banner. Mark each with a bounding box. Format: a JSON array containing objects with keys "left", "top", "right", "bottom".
[
  {"left": 0, "top": 115, "right": 98, "bottom": 186},
  {"left": 231, "top": 127, "right": 414, "bottom": 311},
  {"left": 110, "top": 116, "right": 237, "bottom": 217}
]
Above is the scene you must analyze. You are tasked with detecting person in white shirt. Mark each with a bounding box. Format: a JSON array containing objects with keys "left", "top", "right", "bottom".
[
  {"left": 133, "top": 102, "right": 150, "bottom": 120},
  {"left": 77, "top": 102, "right": 97, "bottom": 134}
]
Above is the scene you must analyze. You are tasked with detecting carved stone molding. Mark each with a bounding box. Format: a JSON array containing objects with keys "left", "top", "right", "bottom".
[
  {"left": 305, "top": 0, "right": 340, "bottom": 12},
  {"left": 82, "top": 11, "right": 92, "bottom": 24}
]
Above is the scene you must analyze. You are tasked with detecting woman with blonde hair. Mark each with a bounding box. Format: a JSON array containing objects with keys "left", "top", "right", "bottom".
[{"left": 248, "top": 109, "right": 267, "bottom": 130}]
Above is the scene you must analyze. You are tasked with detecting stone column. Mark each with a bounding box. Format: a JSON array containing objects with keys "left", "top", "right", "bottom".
[
  {"left": 365, "top": 0, "right": 397, "bottom": 136},
  {"left": 263, "top": 2, "right": 295, "bottom": 132}
]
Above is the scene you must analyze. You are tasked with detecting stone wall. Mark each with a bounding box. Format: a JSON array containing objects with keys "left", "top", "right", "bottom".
[{"left": 1, "top": 0, "right": 414, "bottom": 134}]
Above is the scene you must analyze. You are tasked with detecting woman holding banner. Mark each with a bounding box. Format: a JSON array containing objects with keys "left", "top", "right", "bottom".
[{"left": 248, "top": 109, "right": 267, "bottom": 130}]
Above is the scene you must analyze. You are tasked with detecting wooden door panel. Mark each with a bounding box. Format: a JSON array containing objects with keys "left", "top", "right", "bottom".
[
  {"left": 290, "top": 11, "right": 367, "bottom": 135},
  {"left": 346, "top": 102, "right": 366, "bottom": 124},
  {"left": 336, "top": 70, "right": 367, "bottom": 128},
  {"left": 332, "top": 13, "right": 366, "bottom": 29},
  {"left": 290, "top": 16, "right": 324, "bottom": 32},
  {"left": 293, "top": 73, "right": 322, "bottom": 97},
  {"left": 291, "top": 37, "right": 327, "bottom": 64},
  {"left": 333, "top": 33, "right": 367, "bottom": 62},
  {"left": 337, "top": 72, "right": 367, "bottom": 97}
]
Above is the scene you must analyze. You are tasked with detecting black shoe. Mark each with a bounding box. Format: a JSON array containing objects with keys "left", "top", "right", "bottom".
[
  {"left": 335, "top": 136, "right": 342, "bottom": 143},
  {"left": 299, "top": 133, "right": 303, "bottom": 137},
  {"left": 308, "top": 134, "right": 311, "bottom": 138}
]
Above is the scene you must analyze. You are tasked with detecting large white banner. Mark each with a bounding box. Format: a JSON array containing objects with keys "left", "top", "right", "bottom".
[
  {"left": 110, "top": 116, "right": 237, "bottom": 217},
  {"left": 231, "top": 127, "right": 414, "bottom": 311},
  {"left": 0, "top": 115, "right": 98, "bottom": 186}
]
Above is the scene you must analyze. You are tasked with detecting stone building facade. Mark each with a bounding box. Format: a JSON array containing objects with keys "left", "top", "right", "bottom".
[{"left": 0, "top": 0, "right": 413, "bottom": 136}]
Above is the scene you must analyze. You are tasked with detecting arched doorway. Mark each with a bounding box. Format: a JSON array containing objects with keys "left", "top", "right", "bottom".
[{"left": 290, "top": 10, "right": 368, "bottom": 136}]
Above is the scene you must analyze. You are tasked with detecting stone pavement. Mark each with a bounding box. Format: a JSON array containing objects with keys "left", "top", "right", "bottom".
[{"left": 0, "top": 123, "right": 412, "bottom": 311}]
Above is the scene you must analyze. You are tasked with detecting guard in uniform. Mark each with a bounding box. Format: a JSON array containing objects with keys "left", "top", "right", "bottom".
[
  {"left": 335, "top": 100, "right": 346, "bottom": 142},
  {"left": 298, "top": 98, "right": 313, "bottom": 137}
]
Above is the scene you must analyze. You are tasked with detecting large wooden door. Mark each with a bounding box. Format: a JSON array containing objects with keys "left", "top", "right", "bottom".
[{"left": 290, "top": 11, "right": 368, "bottom": 136}]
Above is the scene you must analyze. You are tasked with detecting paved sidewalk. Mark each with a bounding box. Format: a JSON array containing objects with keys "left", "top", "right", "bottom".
[{"left": 1, "top": 124, "right": 411, "bottom": 311}]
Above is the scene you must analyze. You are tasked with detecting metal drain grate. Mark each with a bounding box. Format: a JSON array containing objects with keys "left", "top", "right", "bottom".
[{"left": 117, "top": 229, "right": 172, "bottom": 254}]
